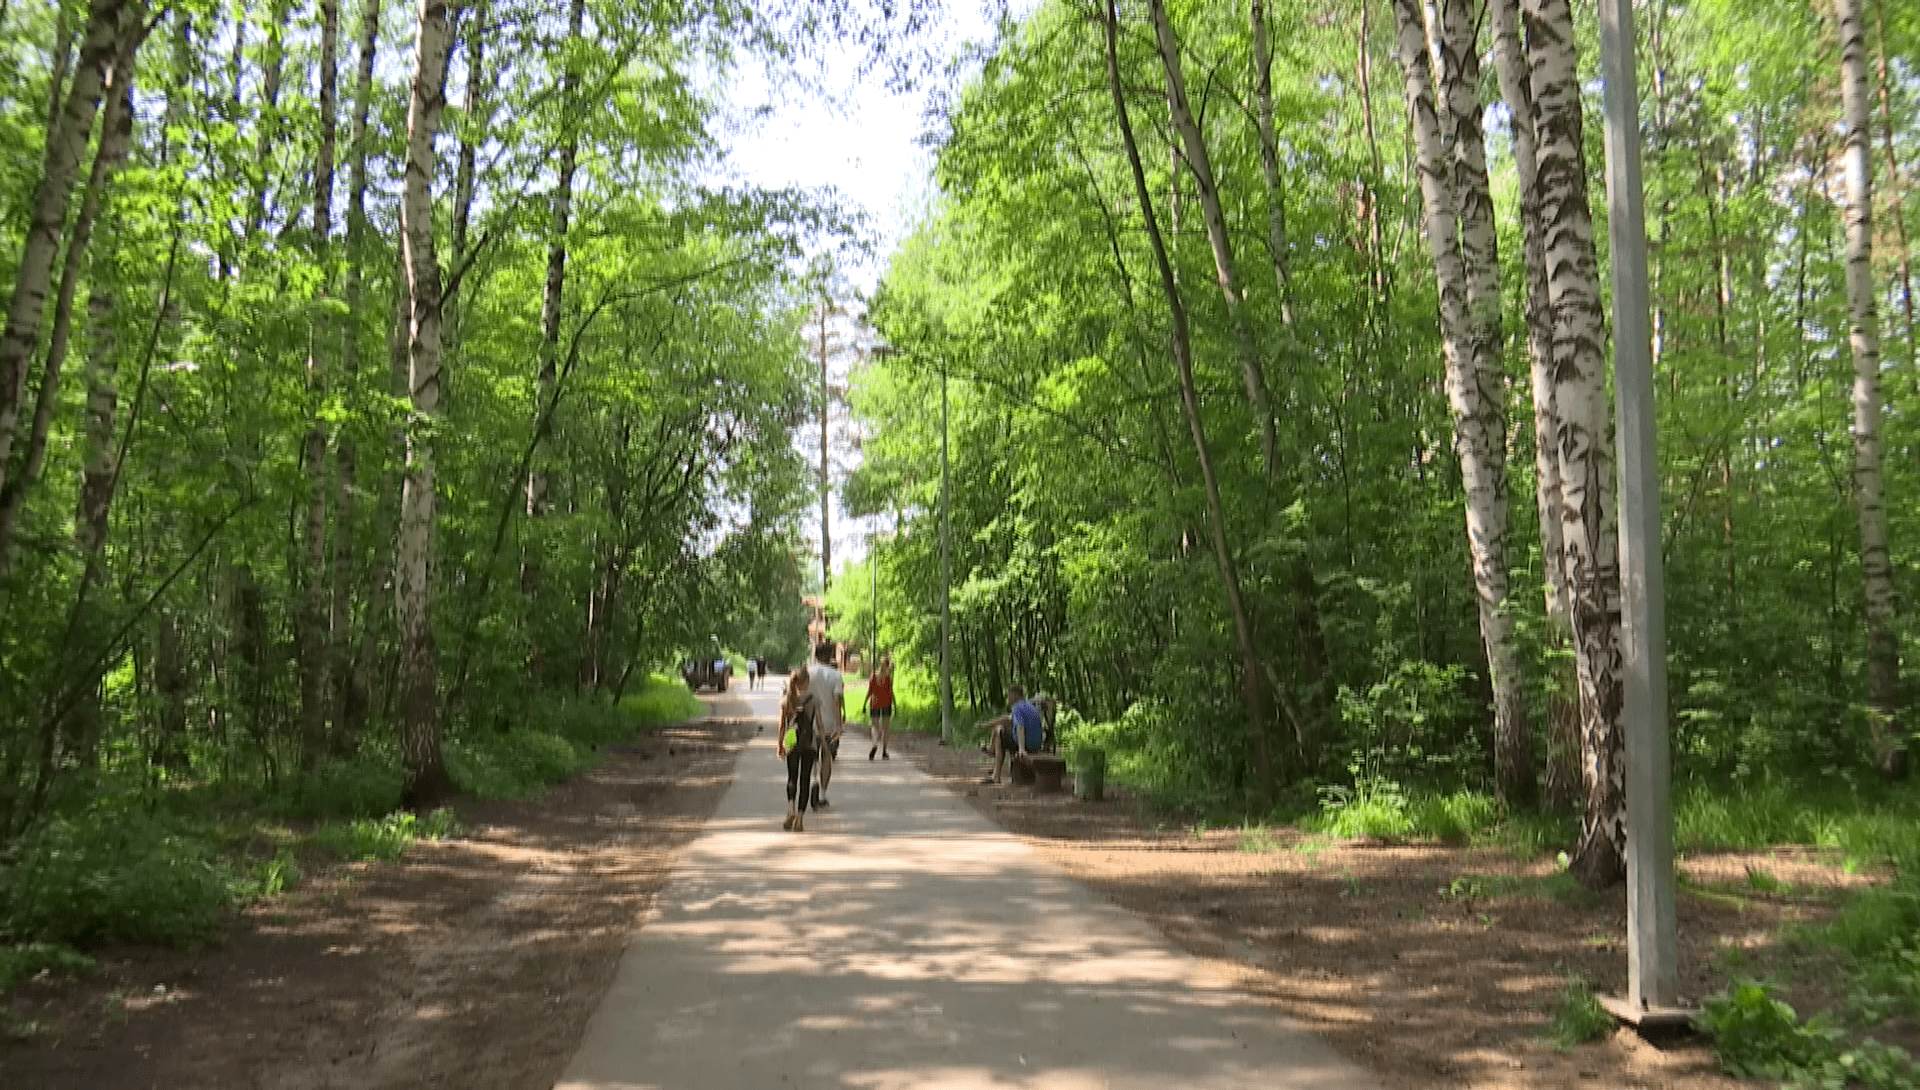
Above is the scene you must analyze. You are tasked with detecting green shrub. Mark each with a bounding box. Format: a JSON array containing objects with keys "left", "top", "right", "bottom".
[
  {"left": 280, "top": 754, "right": 405, "bottom": 820},
  {"left": 0, "top": 942, "right": 94, "bottom": 990},
  {"left": 247, "top": 847, "right": 302, "bottom": 898},
  {"left": 1698, "top": 980, "right": 1920, "bottom": 1088},
  {"left": 1546, "top": 975, "right": 1613, "bottom": 1049},
  {"left": 448, "top": 730, "right": 592, "bottom": 798},
  {"left": 0, "top": 806, "right": 232, "bottom": 948},
  {"left": 1700, "top": 980, "right": 1842, "bottom": 1081},
  {"left": 619, "top": 673, "right": 704, "bottom": 728}
]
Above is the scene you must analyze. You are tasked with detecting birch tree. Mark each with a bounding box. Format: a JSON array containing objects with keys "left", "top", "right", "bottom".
[
  {"left": 0, "top": 0, "right": 147, "bottom": 498},
  {"left": 1491, "top": 0, "right": 1579, "bottom": 808},
  {"left": 1391, "top": 0, "right": 1532, "bottom": 805},
  {"left": 1523, "top": 0, "right": 1626, "bottom": 887},
  {"left": 398, "top": 0, "right": 455, "bottom": 808},
  {"left": 1834, "top": 0, "right": 1901, "bottom": 777}
]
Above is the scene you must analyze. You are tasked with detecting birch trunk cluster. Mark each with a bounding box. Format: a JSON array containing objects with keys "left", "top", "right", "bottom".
[
  {"left": 1389, "top": 0, "right": 1532, "bottom": 807},
  {"left": 399, "top": 0, "right": 454, "bottom": 807}
]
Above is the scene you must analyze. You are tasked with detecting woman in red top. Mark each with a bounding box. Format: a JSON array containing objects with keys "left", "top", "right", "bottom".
[{"left": 865, "top": 655, "right": 896, "bottom": 761}]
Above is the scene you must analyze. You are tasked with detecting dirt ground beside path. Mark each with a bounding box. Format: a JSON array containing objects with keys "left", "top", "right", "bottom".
[
  {"left": 882, "top": 728, "right": 1886, "bottom": 1090},
  {"left": 1, "top": 712, "right": 752, "bottom": 1090}
]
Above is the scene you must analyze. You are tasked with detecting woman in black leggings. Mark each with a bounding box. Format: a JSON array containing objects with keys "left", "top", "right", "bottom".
[{"left": 778, "top": 669, "right": 820, "bottom": 832}]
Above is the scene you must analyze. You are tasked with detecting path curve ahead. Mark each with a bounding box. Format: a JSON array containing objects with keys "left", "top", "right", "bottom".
[{"left": 559, "top": 683, "right": 1380, "bottom": 1089}]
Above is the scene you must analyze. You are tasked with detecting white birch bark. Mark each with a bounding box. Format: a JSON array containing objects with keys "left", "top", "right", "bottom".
[
  {"left": 398, "top": 0, "right": 454, "bottom": 808},
  {"left": 1492, "top": 0, "right": 1580, "bottom": 808},
  {"left": 1146, "top": 0, "right": 1279, "bottom": 479},
  {"left": 0, "top": 0, "right": 144, "bottom": 500},
  {"left": 1834, "top": 0, "right": 1901, "bottom": 776},
  {"left": 0, "top": 34, "right": 138, "bottom": 577},
  {"left": 1394, "top": 0, "right": 1532, "bottom": 803},
  {"left": 1523, "top": 0, "right": 1626, "bottom": 886}
]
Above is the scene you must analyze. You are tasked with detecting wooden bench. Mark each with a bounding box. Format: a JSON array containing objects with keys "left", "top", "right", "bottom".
[{"left": 1010, "top": 752, "right": 1067, "bottom": 792}]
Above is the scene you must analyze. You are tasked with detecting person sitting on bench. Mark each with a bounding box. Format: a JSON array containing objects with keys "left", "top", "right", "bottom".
[{"left": 978, "top": 685, "right": 1046, "bottom": 785}]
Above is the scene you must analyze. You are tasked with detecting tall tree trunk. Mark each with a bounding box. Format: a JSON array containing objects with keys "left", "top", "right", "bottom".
[
  {"left": 0, "top": 31, "right": 140, "bottom": 577},
  {"left": 0, "top": 0, "right": 145, "bottom": 502},
  {"left": 300, "top": 0, "right": 342, "bottom": 770},
  {"left": 1146, "top": 0, "right": 1279, "bottom": 481},
  {"left": 397, "top": 0, "right": 455, "bottom": 810},
  {"left": 1248, "top": 0, "right": 1293, "bottom": 326},
  {"left": 444, "top": 0, "right": 486, "bottom": 365},
  {"left": 525, "top": 0, "right": 584, "bottom": 592},
  {"left": 1492, "top": 0, "right": 1578, "bottom": 810},
  {"left": 1104, "top": 0, "right": 1273, "bottom": 794},
  {"left": 247, "top": 0, "right": 289, "bottom": 239},
  {"left": 1834, "top": 0, "right": 1902, "bottom": 777},
  {"left": 333, "top": 0, "right": 380, "bottom": 749},
  {"left": 154, "top": 609, "right": 187, "bottom": 770},
  {"left": 1523, "top": 0, "right": 1627, "bottom": 886},
  {"left": 1394, "top": 0, "right": 1532, "bottom": 805}
]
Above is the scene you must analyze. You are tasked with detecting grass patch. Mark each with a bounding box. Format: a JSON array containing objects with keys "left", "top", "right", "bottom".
[
  {"left": 307, "top": 809, "right": 459, "bottom": 863},
  {"left": 1302, "top": 780, "right": 1502, "bottom": 844},
  {"left": 0, "top": 942, "right": 94, "bottom": 990},
  {"left": 1674, "top": 782, "right": 1920, "bottom": 870},
  {"left": 1546, "top": 975, "right": 1614, "bottom": 1049},
  {"left": 1238, "top": 823, "right": 1282, "bottom": 853}
]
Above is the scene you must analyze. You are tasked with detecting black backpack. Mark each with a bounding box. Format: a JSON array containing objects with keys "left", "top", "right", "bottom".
[{"left": 791, "top": 696, "right": 819, "bottom": 752}]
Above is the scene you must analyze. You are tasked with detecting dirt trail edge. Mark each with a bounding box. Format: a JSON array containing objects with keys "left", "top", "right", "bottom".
[{"left": 2, "top": 694, "right": 754, "bottom": 1090}]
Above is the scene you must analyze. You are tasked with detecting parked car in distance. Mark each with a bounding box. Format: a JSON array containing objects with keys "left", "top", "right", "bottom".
[{"left": 682, "top": 656, "right": 732, "bottom": 692}]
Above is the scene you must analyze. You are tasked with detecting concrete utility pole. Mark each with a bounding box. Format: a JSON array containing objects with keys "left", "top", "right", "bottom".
[
  {"left": 869, "top": 518, "right": 880, "bottom": 672},
  {"left": 939, "top": 362, "right": 954, "bottom": 747},
  {"left": 1598, "top": 0, "right": 1679, "bottom": 1022},
  {"left": 818, "top": 303, "right": 831, "bottom": 595}
]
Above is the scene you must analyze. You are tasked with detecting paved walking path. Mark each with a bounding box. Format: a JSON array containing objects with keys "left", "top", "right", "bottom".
[{"left": 558, "top": 685, "right": 1380, "bottom": 1089}]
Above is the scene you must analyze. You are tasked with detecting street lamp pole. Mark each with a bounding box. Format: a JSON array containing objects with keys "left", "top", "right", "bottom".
[
  {"left": 939, "top": 362, "right": 954, "bottom": 747},
  {"left": 1599, "top": 0, "right": 1678, "bottom": 1017}
]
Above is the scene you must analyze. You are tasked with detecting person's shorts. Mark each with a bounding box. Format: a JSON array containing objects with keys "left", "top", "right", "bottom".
[
  {"left": 870, "top": 704, "right": 893, "bottom": 720},
  {"left": 995, "top": 724, "right": 1034, "bottom": 753}
]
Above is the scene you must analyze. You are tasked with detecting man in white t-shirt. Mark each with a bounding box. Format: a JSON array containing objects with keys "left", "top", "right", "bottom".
[{"left": 807, "top": 643, "right": 846, "bottom": 809}]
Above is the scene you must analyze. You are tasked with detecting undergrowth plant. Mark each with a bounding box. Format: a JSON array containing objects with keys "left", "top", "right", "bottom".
[
  {"left": 1700, "top": 979, "right": 1920, "bottom": 1089},
  {"left": 1546, "top": 975, "right": 1613, "bottom": 1049}
]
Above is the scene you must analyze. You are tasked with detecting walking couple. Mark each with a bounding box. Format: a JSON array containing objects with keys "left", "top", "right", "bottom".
[{"left": 777, "top": 644, "right": 844, "bottom": 832}]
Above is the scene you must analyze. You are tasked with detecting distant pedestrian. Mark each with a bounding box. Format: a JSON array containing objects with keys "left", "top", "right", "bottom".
[
  {"left": 778, "top": 668, "right": 821, "bottom": 832},
  {"left": 865, "top": 655, "right": 895, "bottom": 761},
  {"left": 746, "top": 657, "right": 759, "bottom": 689},
  {"left": 808, "top": 642, "right": 846, "bottom": 808}
]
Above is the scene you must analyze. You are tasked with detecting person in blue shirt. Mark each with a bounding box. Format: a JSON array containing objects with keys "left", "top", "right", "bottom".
[{"left": 977, "top": 685, "right": 1047, "bottom": 785}]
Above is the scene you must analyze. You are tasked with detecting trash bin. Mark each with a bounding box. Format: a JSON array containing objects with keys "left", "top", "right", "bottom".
[{"left": 1072, "top": 748, "right": 1106, "bottom": 800}]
